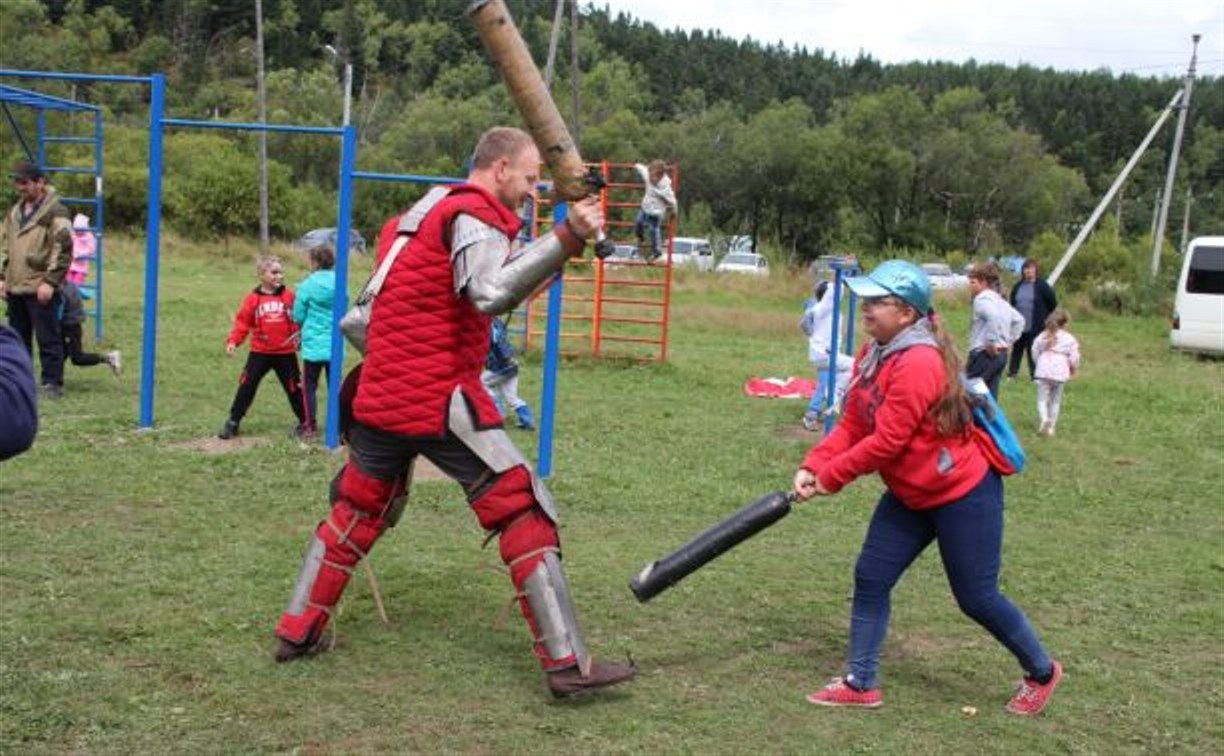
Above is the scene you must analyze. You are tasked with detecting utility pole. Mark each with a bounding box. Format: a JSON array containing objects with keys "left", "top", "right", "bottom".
[
  {"left": 324, "top": 44, "right": 353, "bottom": 127},
  {"left": 544, "top": 0, "right": 565, "bottom": 89},
  {"left": 569, "top": 0, "right": 581, "bottom": 148},
  {"left": 1179, "top": 187, "right": 1194, "bottom": 254},
  {"left": 255, "top": 0, "right": 269, "bottom": 251},
  {"left": 1151, "top": 34, "right": 1200, "bottom": 277},
  {"left": 1047, "top": 89, "right": 1182, "bottom": 285}
]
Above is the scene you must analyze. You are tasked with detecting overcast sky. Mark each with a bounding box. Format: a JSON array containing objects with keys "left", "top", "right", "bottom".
[{"left": 598, "top": 1, "right": 1223, "bottom": 79}]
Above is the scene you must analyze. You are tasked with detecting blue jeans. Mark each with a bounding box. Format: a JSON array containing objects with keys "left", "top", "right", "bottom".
[
  {"left": 634, "top": 210, "right": 662, "bottom": 255},
  {"left": 845, "top": 471, "right": 1052, "bottom": 690}
]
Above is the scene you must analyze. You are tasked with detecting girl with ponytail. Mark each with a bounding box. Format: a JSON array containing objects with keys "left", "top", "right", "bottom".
[{"left": 793, "top": 260, "right": 1062, "bottom": 716}]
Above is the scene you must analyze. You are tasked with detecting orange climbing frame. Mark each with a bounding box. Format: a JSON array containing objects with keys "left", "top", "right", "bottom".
[{"left": 522, "top": 160, "right": 680, "bottom": 362}]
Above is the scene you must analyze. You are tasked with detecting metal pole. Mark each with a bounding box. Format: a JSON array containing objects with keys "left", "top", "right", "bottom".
[
  {"left": 1047, "top": 89, "right": 1183, "bottom": 286},
  {"left": 1151, "top": 35, "right": 1200, "bottom": 278},
  {"left": 139, "top": 74, "right": 166, "bottom": 429},
  {"left": 544, "top": 0, "right": 565, "bottom": 88},
  {"left": 93, "top": 110, "right": 104, "bottom": 342},
  {"left": 325, "top": 124, "right": 357, "bottom": 450},
  {"left": 1179, "top": 187, "right": 1194, "bottom": 255},
  {"left": 342, "top": 63, "right": 352, "bottom": 127},
  {"left": 255, "top": 0, "right": 270, "bottom": 251},
  {"left": 823, "top": 267, "right": 844, "bottom": 434},
  {"left": 537, "top": 203, "right": 566, "bottom": 478}
]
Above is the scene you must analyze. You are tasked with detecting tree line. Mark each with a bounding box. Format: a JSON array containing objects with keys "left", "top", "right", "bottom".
[{"left": 3, "top": 0, "right": 1220, "bottom": 287}]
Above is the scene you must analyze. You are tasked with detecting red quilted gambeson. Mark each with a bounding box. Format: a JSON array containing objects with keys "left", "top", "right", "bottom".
[{"left": 353, "top": 184, "right": 523, "bottom": 437}]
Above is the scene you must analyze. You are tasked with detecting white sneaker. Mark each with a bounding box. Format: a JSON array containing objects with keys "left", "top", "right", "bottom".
[
  {"left": 105, "top": 351, "right": 122, "bottom": 377},
  {"left": 802, "top": 412, "right": 821, "bottom": 432}
]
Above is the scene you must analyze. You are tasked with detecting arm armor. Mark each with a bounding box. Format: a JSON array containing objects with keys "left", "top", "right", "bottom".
[{"left": 453, "top": 215, "right": 581, "bottom": 316}]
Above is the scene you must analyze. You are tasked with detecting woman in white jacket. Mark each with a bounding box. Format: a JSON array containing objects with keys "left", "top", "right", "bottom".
[
  {"left": 1032, "top": 308, "right": 1081, "bottom": 436},
  {"left": 801, "top": 280, "right": 853, "bottom": 430}
]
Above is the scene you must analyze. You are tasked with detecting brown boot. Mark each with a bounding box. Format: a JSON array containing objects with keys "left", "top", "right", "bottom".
[{"left": 547, "top": 659, "right": 638, "bottom": 698}]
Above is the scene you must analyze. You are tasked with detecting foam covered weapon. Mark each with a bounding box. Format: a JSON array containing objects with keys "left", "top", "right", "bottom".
[
  {"left": 467, "top": 0, "right": 615, "bottom": 258},
  {"left": 629, "top": 491, "right": 797, "bottom": 603}
]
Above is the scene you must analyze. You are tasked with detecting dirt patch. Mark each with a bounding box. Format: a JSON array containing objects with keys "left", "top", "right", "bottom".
[{"left": 168, "top": 436, "right": 272, "bottom": 454}]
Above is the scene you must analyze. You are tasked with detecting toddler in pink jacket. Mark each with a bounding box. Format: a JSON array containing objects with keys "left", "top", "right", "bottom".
[{"left": 1032, "top": 308, "right": 1080, "bottom": 436}]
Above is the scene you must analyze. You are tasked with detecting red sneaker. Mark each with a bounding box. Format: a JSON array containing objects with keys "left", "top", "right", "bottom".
[
  {"left": 1007, "top": 660, "right": 1063, "bottom": 716},
  {"left": 806, "top": 677, "right": 883, "bottom": 708}
]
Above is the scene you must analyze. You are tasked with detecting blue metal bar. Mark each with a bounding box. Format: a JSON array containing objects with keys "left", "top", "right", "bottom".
[
  {"left": 537, "top": 204, "right": 567, "bottom": 479},
  {"left": 139, "top": 74, "right": 165, "bottom": 429},
  {"left": 44, "top": 136, "right": 94, "bottom": 144},
  {"left": 36, "top": 110, "right": 45, "bottom": 167},
  {"left": 0, "top": 85, "right": 100, "bottom": 112},
  {"left": 162, "top": 117, "right": 343, "bottom": 136},
  {"left": 352, "top": 170, "right": 464, "bottom": 185},
  {"left": 59, "top": 197, "right": 101, "bottom": 205},
  {"left": 93, "top": 109, "right": 105, "bottom": 341},
  {"left": 324, "top": 125, "right": 357, "bottom": 450},
  {"left": 42, "top": 166, "right": 95, "bottom": 175},
  {"left": 2, "top": 103, "right": 36, "bottom": 159},
  {"left": 0, "top": 69, "right": 154, "bottom": 84},
  {"left": 824, "top": 268, "right": 844, "bottom": 434}
]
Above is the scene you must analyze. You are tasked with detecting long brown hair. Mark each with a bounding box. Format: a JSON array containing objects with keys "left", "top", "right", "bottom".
[{"left": 926, "top": 310, "right": 972, "bottom": 436}]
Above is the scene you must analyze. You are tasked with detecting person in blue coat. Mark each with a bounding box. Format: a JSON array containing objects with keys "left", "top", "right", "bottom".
[
  {"left": 0, "top": 324, "right": 38, "bottom": 460},
  {"left": 292, "top": 245, "right": 336, "bottom": 438}
]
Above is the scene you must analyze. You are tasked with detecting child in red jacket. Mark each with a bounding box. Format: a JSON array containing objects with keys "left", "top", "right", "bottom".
[{"left": 218, "top": 255, "right": 307, "bottom": 439}]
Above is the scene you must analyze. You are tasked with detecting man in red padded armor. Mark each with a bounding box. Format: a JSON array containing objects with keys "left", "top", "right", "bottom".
[{"left": 273, "top": 127, "right": 636, "bottom": 698}]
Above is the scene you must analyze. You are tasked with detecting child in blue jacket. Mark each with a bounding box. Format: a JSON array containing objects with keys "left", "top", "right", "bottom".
[
  {"left": 482, "top": 317, "right": 534, "bottom": 430},
  {"left": 292, "top": 245, "right": 336, "bottom": 438}
]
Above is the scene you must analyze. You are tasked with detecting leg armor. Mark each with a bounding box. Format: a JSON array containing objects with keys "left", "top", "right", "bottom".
[
  {"left": 275, "top": 462, "right": 407, "bottom": 647},
  {"left": 468, "top": 463, "right": 589, "bottom": 673}
]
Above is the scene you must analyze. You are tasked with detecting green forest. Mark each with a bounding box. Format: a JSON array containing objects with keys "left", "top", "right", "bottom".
[{"left": 2, "top": 0, "right": 1221, "bottom": 289}]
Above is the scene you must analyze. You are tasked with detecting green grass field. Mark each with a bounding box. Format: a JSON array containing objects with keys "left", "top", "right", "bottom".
[{"left": 2, "top": 235, "right": 1221, "bottom": 753}]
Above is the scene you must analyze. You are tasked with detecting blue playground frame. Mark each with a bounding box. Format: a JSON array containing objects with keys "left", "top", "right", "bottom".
[
  {"left": 0, "top": 81, "right": 107, "bottom": 341},
  {"left": 0, "top": 68, "right": 570, "bottom": 476}
]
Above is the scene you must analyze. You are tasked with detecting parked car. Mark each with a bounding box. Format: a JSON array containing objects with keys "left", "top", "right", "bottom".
[
  {"left": 1171, "top": 235, "right": 1224, "bottom": 355},
  {"left": 604, "top": 243, "right": 645, "bottom": 266},
  {"left": 670, "top": 237, "right": 714, "bottom": 270},
  {"left": 809, "top": 254, "right": 859, "bottom": 281},
  {"left": 716, "top": 251, "right": 769, "bottom": 276},
  {"left": 294, "top": 227, "right": 367, "bottom": 256},
  {"left": 921, "top": 262, "right": 970, "bottom": 290}
]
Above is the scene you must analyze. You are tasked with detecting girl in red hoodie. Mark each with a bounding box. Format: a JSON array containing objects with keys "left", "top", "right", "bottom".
[
  {"left": 794, "top": 260, "right": 1061, "bottom": 717},
  {"left": 218, "top": 255, "right": 306, "bottom": 439}
]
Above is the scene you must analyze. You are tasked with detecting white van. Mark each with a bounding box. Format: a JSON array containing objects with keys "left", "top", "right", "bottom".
[
  {"left": 670, "top": 237, "right": 714, "bottom": 271},
  {"left": 1171, "top": 236, "right": 1224, "bottom": 355}
]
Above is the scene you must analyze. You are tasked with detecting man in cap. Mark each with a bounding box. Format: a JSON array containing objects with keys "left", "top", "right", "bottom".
[{"left": 1, "top": 161, "right": 73, "bottom": 398}]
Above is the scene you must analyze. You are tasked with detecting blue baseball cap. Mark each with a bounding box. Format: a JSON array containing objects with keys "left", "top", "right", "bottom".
[{"left": 845, "top": 260, "right": 932, "bottom": 315}]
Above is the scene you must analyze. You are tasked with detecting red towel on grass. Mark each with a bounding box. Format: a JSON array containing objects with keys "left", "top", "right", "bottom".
[{"left": 743, "top": 376, "right": 817, "bottom": 399}]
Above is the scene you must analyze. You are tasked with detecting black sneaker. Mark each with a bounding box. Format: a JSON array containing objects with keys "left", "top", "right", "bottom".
[
  {"left": 40, "top": 383, "right": 63, "bottom": 400},
  {"left": 218, "top": 419, "right": 239, "bottom": 440}
]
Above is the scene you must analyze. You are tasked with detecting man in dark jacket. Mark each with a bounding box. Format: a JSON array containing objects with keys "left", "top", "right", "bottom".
[
  {"left": 0, "top": 324, "right": 38, "bottom": 460},
  {"left": 1007, "top": 258, "right": 1058, "bottom": 380}
]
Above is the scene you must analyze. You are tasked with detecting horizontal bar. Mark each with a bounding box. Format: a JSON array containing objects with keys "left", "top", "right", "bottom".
[
  {"left": 601, "top": 316, "right": 664, "bottom": 326},
  {"left": 162, "top": 118, "right": 344, "bottom": 136},
  {"left": 596, "top": 334, "right": 664, "bottom": 345},
  {"left": 44, "top": 136, "right": 96, "bottom": 144},
  {"left": 352, "top": 170, "right": 465, "bottom": 185},
  {"left": 60, "top": 197, "right": 101, "bottom": 205},
  {"left": 0, "top": 69, "right": 154, "bottom": 84},
  {"left": 599, "top": 279, "right": 668, "bottom": 289},
  {"left": 599, "top": 296, "right": 665, "bottom": 307},
  {"left": 44, "top": 166, "right": 95, "bottom": 175}
]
